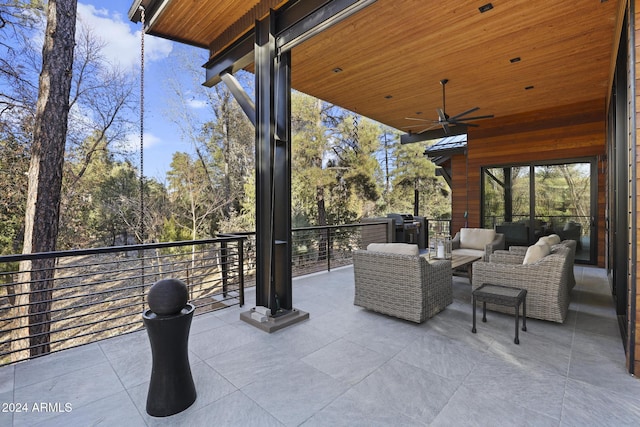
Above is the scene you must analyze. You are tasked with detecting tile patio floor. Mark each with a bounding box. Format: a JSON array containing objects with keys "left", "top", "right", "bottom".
[{"left": 1, "top": 265, "right": 639, "bottom": 426}]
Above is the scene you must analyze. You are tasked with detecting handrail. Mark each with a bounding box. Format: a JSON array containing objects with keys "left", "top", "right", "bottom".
[{"left": 0, "top": 236, "right": 246, "bottom": 263}]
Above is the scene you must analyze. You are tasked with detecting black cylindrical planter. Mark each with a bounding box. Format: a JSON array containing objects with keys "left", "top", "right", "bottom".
[{"left": 143, "top": 303, "right": 197, "bottom": 417}]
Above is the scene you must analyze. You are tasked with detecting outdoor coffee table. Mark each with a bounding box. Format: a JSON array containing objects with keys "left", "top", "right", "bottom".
[
  {"left": 424, "top": 253, "right": 481, "bottom": 281},
  {"left": 471, "top": 283, "right": 527, "bottom": 344},
  {"left": 451, "top": 254, "right": 482, "bottom": 282}
]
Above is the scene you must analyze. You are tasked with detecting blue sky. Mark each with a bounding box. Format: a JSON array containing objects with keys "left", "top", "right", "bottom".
[{"left": 79, "top": 1, "right": 211, "bottom": 181}]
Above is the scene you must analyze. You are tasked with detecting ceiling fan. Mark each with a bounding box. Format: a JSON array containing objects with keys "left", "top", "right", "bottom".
[{"left": 403, "top": 79, "right": 494, "bottom": 135}]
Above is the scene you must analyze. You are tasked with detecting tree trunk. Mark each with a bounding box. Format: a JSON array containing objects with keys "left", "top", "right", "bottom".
[
  {"left": 316, "top": 185, "right": 327, "bottom": 227},
  {"left": 222, "top": 99, "right": 232, "bottom": 219},
  {"left": 13, "top": 0, "right": 77, "bottom": 361},
  {"left": 317, "top": 185, "right": 328, "bottom": 260},
  {"left": 560, "top": 165, "right": 588, "bottom": 219}
]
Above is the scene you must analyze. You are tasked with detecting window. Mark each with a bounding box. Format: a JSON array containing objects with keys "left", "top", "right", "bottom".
[{"left": 482, "top": 159, "right": 596, "bottom": 263}]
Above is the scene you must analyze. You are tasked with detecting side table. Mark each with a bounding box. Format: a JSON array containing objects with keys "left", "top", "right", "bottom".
[{"left": 471, "top": 283, "right": 527, "bottom": 344}]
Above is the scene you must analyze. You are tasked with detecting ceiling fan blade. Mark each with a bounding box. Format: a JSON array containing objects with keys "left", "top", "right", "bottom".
[
  {"left": 450, "top": 107, "right": 479, "bottom": 120},
  {"left": 402, "top": 124, "right": 468, "bottom": 144},
  {"left": 463, "top": 123, "right": 479, "bottom": 127},
  {"left": 417, "top": 123, "right": 440, "bottom": 134},
  {"left": 456, "top": 114, "right": 495, "bottom": 121},
  {"left": 402, "top": 123, "right": 433, "bottom": 129},
  {"left": 441, "top": 122, "right": 451, "bottom": 135},
  {"left": 404, "top": 117, "right": 436, "bottom": 122},
  {"left": 437, "top": 108, "right": 447, "bottom": 122}
]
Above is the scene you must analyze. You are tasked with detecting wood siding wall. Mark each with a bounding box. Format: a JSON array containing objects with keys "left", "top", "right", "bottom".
[{"left": 450, "top": 100, "right": 607, "bottom": 266}]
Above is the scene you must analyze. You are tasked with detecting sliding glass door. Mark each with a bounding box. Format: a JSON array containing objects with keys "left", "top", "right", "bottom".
[{"left": 482, "top": 159, "right": 596, "bottom": 264}]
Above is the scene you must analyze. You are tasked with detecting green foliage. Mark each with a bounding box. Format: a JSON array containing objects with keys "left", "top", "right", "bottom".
[
  {"left": 385, "top": 140, "right": 451, "bottom": 218},
  {"left": 58, "top": 157, "right": 139, "bottom": 247},
  {"left": 290, "top": 93, "right": 392, "bottom": 226},
  {"left": 166, "top": 152, "right": 224, "bottom": 239},
  {"left": 0, "top": 138, "right": 29, "bottom": 254},
  {"left": 160, "top": 216, "right": 192, "bottom": 243},
  {"left": 93, "top": 162, "right": 140, "bottom": 244}
]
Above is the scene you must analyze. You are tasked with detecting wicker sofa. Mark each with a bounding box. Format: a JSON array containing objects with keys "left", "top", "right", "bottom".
[
  {"left": 504, "top": 238, "right": 577, "bottom": 288},
  {"left": 353, "top": 243, "right": 452, "bottom": 323},
  {"left": 471, "top": 243, "right": 572, "bottom": 323}
]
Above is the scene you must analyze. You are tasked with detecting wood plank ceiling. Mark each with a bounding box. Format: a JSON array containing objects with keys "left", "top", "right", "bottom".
[{"left": 135, "top": 0, "right": 620, "bottom": 132}]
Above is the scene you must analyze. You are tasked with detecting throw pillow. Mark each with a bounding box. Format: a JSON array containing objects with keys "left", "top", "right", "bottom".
[
  {"left": 547, "top": 234, "right": 561, "bottom": 245},
  {"left": 367, "top": 243, "right": 419, "bottom": 256},
  {"left": 523, "top": 242, "right": 551, "bottom": 264},
  {"left": 538, "top": 234, "right": 561, "bottom": 246}
]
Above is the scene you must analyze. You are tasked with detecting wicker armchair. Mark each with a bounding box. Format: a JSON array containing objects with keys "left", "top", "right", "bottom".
[
  {"left": 451, "top": 228, "right": 505, "bottom": 262},
  {"left": 472, "top": 245, "right": 572, "bottom": 323},
  {"left": 353, "top": 250, "right": 452, "bottom": 323}
]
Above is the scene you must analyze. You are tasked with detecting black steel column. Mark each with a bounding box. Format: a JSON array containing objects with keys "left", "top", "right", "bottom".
[
  {"left": 274, "top": 50, "right": 292, "bottom": 311},
  {"left": 205, "top": 1, "right": 378, "bottom": 331},
  {"left": 503, "top": 167, "right": 512, "bottom": 222},
  {"left": 254, "top": 13, "right": 292, "bottom": 313}
]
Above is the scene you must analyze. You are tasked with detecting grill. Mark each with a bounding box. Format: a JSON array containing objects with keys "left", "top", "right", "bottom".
[{"left": 387, "top": 213, "right": 420, "bottom": 244}]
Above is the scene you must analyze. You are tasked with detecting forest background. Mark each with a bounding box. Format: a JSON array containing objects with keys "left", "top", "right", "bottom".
[{"left": 0, "top": 3, "right": 451, "bottom": 255}]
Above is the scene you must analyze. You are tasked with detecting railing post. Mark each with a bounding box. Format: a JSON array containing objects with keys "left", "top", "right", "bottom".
[
  {"left": 238, "top": 238, "right": 244, "bottom": 307},
  {"left": 221, "top": 240, "right": 228, "bottom": 298},
  {"left": 138, "top": 248, "right": 146, "bottom": 318},
  {"left": 327, "top": 228, "right": 331, "bottom": 272}
]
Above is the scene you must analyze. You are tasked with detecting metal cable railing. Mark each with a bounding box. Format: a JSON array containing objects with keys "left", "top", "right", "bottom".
[
  {"left": 0, "top": 220, "right": 444, "bottom": 366},
  {"left": 0, "top": 237, "right": 245, "bottom": 366}
]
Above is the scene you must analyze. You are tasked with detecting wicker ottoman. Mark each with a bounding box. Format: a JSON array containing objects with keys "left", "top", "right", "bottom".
[{"left": 471, "top": 283, "right": 527, "bottom": 344}]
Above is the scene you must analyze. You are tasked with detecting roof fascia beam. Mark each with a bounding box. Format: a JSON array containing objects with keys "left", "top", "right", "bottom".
[
  {"left": 204, "top": 0, "right": 377, "bottom": 86},
  {"left": 401, "top": 125, "right": 468, "bottom": 144},
  {"left": 276, "top": 0, "right": 378, "bottom": 54},
  {"left": 129, "top": 1, "right": 207, "bottom": 48},
  {"left": 423, "top": 146, "right": 466, "bottom": 157},
  {"left": 128, "top": 0, "right": 173, "bottom": 29},
  {"left": 204, "top": 30, "right": 255, "bottom": 87}
]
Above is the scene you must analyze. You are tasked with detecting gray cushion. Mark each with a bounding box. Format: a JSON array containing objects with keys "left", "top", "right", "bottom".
[
  {"left": 460, "top": 228, "right": 496, "bottom": 250},
  {"left": 367, "top": 243, "right": 419, "bottom": 256}
]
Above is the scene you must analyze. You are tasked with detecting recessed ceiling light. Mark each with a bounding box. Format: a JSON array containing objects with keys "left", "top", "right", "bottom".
[
  {"left": 415, "top": 111, "right": 423, "bottom": 115},
  {"left": 332, "top": 67, "right": 343, "bottom": 73},
  {"left": 525, "top": 85, "right": 534, "bottom": 90},
  {"left": 384, "top": 95, "right": 393, "bottom": 99},
  {"left": 479, "top": 3, "right": 493, "bottom": 13},
  {"left": 509, "top": 57, "right": 521, "bottom": 63}
]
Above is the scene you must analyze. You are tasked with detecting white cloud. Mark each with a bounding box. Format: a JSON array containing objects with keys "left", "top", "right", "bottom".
[
  {"left": 77, "top": 3, "right": 173, "bottom": 71},
  {"left": 124, "top": 131, "right": 162, "bottom": 153},
  {"left": 143, "top": 133, "right": 161, "bottom": 149},
  {"left": 186, "top": 99, "right": 207, "bottom": 109}
]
